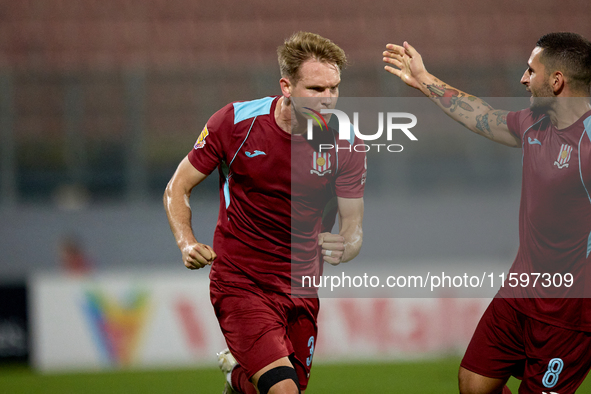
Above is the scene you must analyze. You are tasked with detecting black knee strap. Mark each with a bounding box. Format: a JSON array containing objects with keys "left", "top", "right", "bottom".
[{"left": 257, "top": 366, "right": 300, "bottom": 394}]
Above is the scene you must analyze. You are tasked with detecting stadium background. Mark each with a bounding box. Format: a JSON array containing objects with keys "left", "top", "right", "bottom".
[{"left": 1, "top": 0, "right": 590, "bottom": 392}]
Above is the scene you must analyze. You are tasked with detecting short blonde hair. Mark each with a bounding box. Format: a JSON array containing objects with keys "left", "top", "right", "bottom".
[{"left": 277, "top": 31, "right": 347, "bottom": 82}]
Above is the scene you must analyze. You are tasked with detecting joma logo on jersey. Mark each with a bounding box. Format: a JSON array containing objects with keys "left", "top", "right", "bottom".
[
  {"left": 305, "top": 109, "right": 418, "bottom": 153},
  {"left": 311, "top": 152, "right": 331, "bottom": 176},
  {"left": 554, "top": 144, "right": 573, "bottom": 169}
]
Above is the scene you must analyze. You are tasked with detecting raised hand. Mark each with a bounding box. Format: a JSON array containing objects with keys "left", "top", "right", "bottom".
[{"left": 383, "top": 41, "right": 429, "bottom": 93}]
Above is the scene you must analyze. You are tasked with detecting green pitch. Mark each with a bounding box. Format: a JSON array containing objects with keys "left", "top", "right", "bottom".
[{"left": 1, "top": 359, "right": 590, "bottom": 393}]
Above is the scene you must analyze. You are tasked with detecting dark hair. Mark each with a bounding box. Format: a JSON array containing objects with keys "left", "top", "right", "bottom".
[
  {"left": 277, "top": 31, "right": 347, "bottom": 82},
  {"left": 536, "top": 32, "right": 591, "bottom": 93}
]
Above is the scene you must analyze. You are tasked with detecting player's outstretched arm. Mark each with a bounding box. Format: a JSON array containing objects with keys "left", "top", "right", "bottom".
[
  {"left": 383, "top": 42, "right": 520, "bottom": 147},
  {"left": 163, "top": 156, "right": 217, "bottom": 270},
  {"left": 319, "top": 197, "right": 364, "bottom": 266}
]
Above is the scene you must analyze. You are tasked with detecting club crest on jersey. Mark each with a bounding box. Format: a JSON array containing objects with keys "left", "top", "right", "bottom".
[
  {"left": 194, "top": 125, "right": 209, "bottom": 149},
  {"left": 554, "top": 144, "right": 572, "bottom": 169},
  {"left": 311, "top": 152, "right": 332, "bottom": 176}
]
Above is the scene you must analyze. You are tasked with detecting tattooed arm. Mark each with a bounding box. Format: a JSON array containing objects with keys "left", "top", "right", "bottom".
[{"left": 383, "top": 42, "right": 519, "bottom": 147}]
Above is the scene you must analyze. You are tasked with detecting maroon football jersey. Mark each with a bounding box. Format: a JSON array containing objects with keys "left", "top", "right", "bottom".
[
  {"left": 188, "top": 96, "right": 366, "bottom": 293},
  {"left": 498, "top": 108, "right": 591, "bottom": 331}
]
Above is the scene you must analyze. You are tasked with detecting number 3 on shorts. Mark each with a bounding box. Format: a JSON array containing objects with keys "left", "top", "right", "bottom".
[
  {"left": 542, "top": 358, "right": 564, "bottom": 389},
  {"left": 306, "top": 336, "right": 315, "bottom": 367}
]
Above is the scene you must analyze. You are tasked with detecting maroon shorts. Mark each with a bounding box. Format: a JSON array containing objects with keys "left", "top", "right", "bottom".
[
  {"left": 210, "top": 280, "right": 319, "bottom": 390},
  {"left": 461, "top": 297, "right": 591, "bottom": 393}
]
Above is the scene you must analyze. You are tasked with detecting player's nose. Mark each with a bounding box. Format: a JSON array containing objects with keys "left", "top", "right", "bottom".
[
  {"left": 520, "top": 70, "right": 529, "bottom": 86},
  {"left": 321, "top": 89, "right": 337, "bottom": 105}
]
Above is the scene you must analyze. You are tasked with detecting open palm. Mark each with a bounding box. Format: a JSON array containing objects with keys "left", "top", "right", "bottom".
[{"left": 383, "top": 42, "right": 427, "bottom": 92}]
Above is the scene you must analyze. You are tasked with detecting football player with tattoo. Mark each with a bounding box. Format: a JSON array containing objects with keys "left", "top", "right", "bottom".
[{"left": 384, "top": 32, "right": 591, "bottom": 394}]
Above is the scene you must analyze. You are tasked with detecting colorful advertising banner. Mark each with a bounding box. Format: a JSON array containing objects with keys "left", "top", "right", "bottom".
[{"left": 31, "top": 271, "right": 489, "bottom": 371}]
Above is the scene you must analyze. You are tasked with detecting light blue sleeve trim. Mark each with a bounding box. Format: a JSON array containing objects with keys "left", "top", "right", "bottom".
[
  {"left": 223, "top": 181, "right": 230, "bottom": 209},
  {"left": 584, "top": 116, "right": 591, "bottom": 141},
  {"left": 233, "top": 97, "right": 274, "bottom": 125},
  {"left": 579, "top": 120, "right": 591, "bottom": 205},
  {"left": 581, "top": 116, "right": 591, "bottom": 258}
]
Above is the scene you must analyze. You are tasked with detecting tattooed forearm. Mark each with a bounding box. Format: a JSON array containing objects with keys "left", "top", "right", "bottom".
[
  {"left": 475, "top": 113, "right": 492, "bottom": 136},
  {"left": 492, "top": 110, "right": 508, "bottom": 126},
  {"left": 443, "top": 92, "right": 474, "bottom": 113},
  {"left": 481, "top": 100, "right": 494, "bottom": 111},
  {"left": 417, "top": 78, "right": 515, "bottom": 145},
  {"left": 456, "top": 99, "right": 474, "bottom": 112},
  {"left": 426, "top": 83, "right": 447, "bottom": 97},
  {"left": 449, "top": 93, "right": 464, "bottom": 113},
  {"left": 426, "top": 84, "right": 460, "bottom": 109}
]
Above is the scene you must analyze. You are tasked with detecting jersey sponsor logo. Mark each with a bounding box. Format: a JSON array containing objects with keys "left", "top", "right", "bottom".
[
  {"left": 554, "top": 144, "right": 572, "bottom": 169},
  {"left": 194, "top": 125, "right": 209, "bottom": 149},
  {"left": 311, "top": 152, "right": 332, "bottom": 176},
  {"left": 528, "top": 137, "right": 542, "bottom": 146},
  {"left": 245, "top": 150, "right": 266, "bottom": 157}
]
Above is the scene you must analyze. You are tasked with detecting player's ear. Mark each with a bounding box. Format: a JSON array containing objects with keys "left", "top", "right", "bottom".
[
  {"left": 280, "top": 77, "right": 292, "bottom": 99},
  {"left": 550, "top": 70, "right": 565, "bottom": 95}
]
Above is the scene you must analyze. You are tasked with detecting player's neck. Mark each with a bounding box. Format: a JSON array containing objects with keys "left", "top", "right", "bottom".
[
  {"left": 275, "top": 96, "right": 306, "bottom": 135},
  {"left": 275, "top": 96, "right": 292, "bottom": 134},
  {"left": 547, "top": 97, "right": 591, "bottom": 129}
]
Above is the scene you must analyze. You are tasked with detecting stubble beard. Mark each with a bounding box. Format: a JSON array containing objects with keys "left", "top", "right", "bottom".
[{"left": 529, "top": 83, "right": 555, "bottom": 114}]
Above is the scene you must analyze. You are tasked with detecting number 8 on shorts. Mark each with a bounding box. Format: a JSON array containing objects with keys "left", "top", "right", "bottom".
[{"left": 542, "top": 358, "right": 564, "bottom": 388}]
